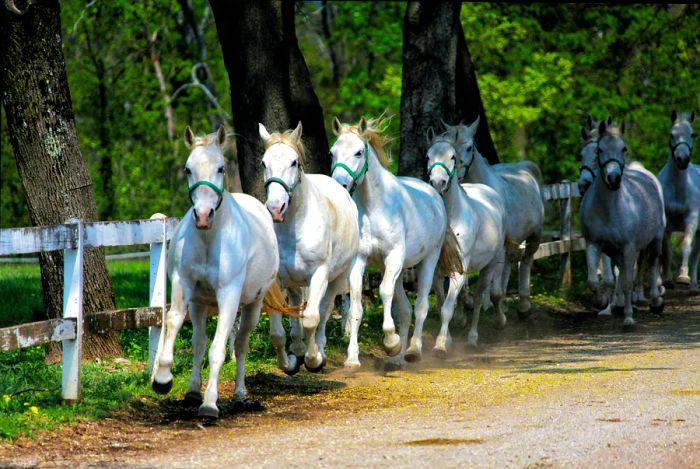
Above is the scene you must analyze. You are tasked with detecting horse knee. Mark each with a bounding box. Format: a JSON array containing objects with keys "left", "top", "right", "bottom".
[
  {"left": 269, "top": 332, "right": 286, "bottom": 350},
  {"left": 302, "top": 310, "right": 320, "bottom": 330}
]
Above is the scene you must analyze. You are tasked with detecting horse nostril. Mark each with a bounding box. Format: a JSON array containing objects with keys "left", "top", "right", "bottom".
[
  {"left": 341, "top": 183, "right": 348, "bottom": 189},
  {"left": 280, "top": 202, "right": 286, "bottom": 213}
]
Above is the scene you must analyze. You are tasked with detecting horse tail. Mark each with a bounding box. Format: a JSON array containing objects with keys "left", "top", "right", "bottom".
[
  {"left": 437, "top": 227, "right": 464, "bottom": 276},
  {"left": 521, "top": 160, "right": 543, "bottom": 184},
  {"left": 263, "top": 279, "right": 305, "bottom": 318}
]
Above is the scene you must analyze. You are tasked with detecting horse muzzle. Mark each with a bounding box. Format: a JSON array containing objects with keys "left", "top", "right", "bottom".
[
  {"left": 604, "top": 173, "right": 621, "bottom": 190},
  {"left": 674, "top": 154, "right": 690, "bottom": 170},
  {"left": 429, "top": 176, "right": 449, "bottom": 193},
  {"left": 193, "top": 207, "right": 214, "bottom": 230},
  {"left": 577, "top": 178, "right": 591, "bottom": 195},
  {"left": 266, "top": 201, "right": 287, "bottom": 223},
  {"left": 332, "top": 173, "right": 353, "bottom": 193}
]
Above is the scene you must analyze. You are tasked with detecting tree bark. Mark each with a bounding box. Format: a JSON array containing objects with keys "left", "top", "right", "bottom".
[
  {"left": 399, "top": 1, "right": 498, "bottom": 179},
  {"left": 0, "top": 0, "right": 121, "bottom": 360},
  {"left": 210, "top": 0, "right": 329, "bottom": 200}
]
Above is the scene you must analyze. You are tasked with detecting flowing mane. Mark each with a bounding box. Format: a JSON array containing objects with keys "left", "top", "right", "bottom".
[
  {"left": 262, "top": 129, "right": 307, "bottom": 168},
  {"left": 338, "top": 116, "right": 393, "bottom": 168}
]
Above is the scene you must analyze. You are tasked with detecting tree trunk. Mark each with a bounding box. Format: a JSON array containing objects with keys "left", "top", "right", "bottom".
[
  {"left": 399, "top": 1, "right": 498, "bottom": 179},
  {"left": 0, "top": 0, "right": 121, "bottom": 360},
  {"left": 210, "top": 0, "right": 329, "bottom": 200}
]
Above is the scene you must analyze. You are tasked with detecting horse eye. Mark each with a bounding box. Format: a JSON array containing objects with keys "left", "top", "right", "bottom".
[
  {"left": 466, "top": 145, "right": 473, "bottom": 152},
  {"left": 451, "top": 155, "right": 456, "bottom": 161},
  {"left": 327, "top": 151, "right": 333, "bottom": 159},
  {"left": 622, "top": 147, "right": 627, "bottom": 153},
  {"left": 425, "top": 153, "right": 430, "bottom": 159},
  {"left": 217, "top": 167, "right": 225, "bottom": 174},
  {"left": 354, "top": 150, "right": 363, "bottom": 157},
  {"left": 184, "top": 167, "right": 191, "bottom": 175},
  {"left": 692, "top": 133, "right": 697, "bottom": 139},
  {"left": 291, "top": 160, "right": 298, "bottom": 168},
  {"left": 261, "top": 161, "right": 266, "bottom": 168}
]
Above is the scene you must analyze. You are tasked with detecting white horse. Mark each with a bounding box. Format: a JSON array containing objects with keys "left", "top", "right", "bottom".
[
  {"left": 446, "top": 117, "right": 544, "bottom": 318},
  {"left": 152, "top": 126, "right": 285, "bottom": 419},
  {"left": 658, "top": 110, "right": 700, "bottom": 291},
  {"left": 259, "top": 122, "right": 361, "bottom": 374},
  {"left": 330, "top": 116, "right": 462, "bottom": 365},
  {"left": 580, "top": 119, "right": 666, "bottom": 328},
  {"left": 426, "top": 128, "right": 507, "bottom": 352}
]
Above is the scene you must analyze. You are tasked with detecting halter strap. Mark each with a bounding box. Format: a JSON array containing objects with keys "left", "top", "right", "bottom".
[
  {"left": 579, "top": 164, "right": 596, "bottom": 179},
  {"left": 671, "top": 139, "right": 692, "bottom": 153},
  {"left": 597, "top": 155, "right": 625, "bottom": 173},
  {"left": 331, "top": 141, "right": 369, "bottom": 194},
  {"left": 188, "top": 180, "right": 225, "bottom": 210},
  {"left": 428, "top": 161, "right": 456, "bottom": 188},
  {"left": 264, "top": 175, "right": 299, "bottom": 196}
]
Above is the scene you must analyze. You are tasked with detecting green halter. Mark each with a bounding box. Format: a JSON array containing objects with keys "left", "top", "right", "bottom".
[
  {"left": 264, "top": 175, "right": 299, "bottom": 196},
  {"left": 428, "top": 161, "right": 456, "bottom": 180},
  {"left": 188, "top": 180, "right": 225, "bottom": 210},
  {"left": 331, "top": 141, "right": 369, "bottom": 193}
]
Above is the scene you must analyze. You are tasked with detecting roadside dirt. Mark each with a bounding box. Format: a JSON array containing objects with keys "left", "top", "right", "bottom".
[{"left": 1, "top": 289, "right": 698, "bottom": 468}]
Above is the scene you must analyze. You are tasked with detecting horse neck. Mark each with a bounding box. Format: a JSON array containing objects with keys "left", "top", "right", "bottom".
[
  {"left": 443, "top": 173, "right": 466, "bottom": 211},
  {"left": 193, "top": 192, "right": 235, "bottom": 242},
  {"left": 667, "top": 152, "right": 690, "bottom": 183},
  {"left": 356, "top": 146, "right": 393, "bottom": 210},
  {"left": 465, "top": 150, "right": 502, "bottom": 188},
  {"left": 284, "top": 172, "right": 312, "bottom": 221}
]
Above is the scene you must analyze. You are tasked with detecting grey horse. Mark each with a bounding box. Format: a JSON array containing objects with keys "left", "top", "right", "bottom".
[
  {"left": 580, "top": 118, "right": 666, "bottom": 328},
  {"left": 658, "top": 110, "right": 700, "bottom": 292}
]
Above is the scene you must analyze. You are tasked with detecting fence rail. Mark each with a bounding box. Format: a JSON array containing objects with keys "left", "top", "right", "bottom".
[{"left": 0, "top": 180, "right": 586, "bottom": 402}]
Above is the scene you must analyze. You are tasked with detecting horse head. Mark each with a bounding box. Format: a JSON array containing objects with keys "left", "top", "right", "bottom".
[
  {"left": 426, "top": 127, "right": 459, "bottom": 193},
  {"left": 183, "top": 125, "right": 227, "bottom": 230},
  {"left": 597, "top": 117, "right": 627, "bottom": 191},
  {"left": 670, "top": 110, "right": 696, "bottom": 170},
  {"left": 259, "top": 121, "right": 304, "bottom": 223},
  {"left": 578, "top": 115, "right": 600, "bottom": 194}
]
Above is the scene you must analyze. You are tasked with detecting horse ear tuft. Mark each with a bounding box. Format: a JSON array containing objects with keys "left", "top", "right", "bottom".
[
  {"left": 216, "top": 125, "right": 227, "bottom": 147},
  {"left": 671, "top": 109, "right": 678, "bottom": 123},
  {"left": 184, "top": 126, "right": 196, "bottom": 149},
  {"left": 581, "top": 127, "right": 589, "bottom": 141},
  {"left": 587, "top": 114, "right": 594, "bottom": 128},
  {"left": 291, "top": 121, "right": 303, "bottom": 142},
  {"left": 358, "top": 116, "right": 368, "bottom": 135},
  {"left": 426, "top": 127, "right": 435, "bottom": 145},
  {"left": 469, "top": 115, "right": 481, "bottom": 134},
  {"left": 332, "top": 117, "right": 342, "bottom": 136},
  {"left": 258, "top": 123, "right": 271, "bottom": 141}
]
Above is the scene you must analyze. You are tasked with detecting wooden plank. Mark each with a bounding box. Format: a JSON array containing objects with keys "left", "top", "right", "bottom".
[
  {"left": 542, "top": 181, "right": 581, "bottom": 201},
  {"left": 0, "top": 224, "right": 77, "bottom": 255},
  {"left": 534, "top": 238, "right": 586, "bottom": 260},
  {"left": 62, "top": 219, "right": 84, "bottom": 402},
  {"left": 84, "top": 218, "right": 180, "bottom": 247},
  {"left": 84, "top": 306, "right": 164, "bottom": 334},
  {"left": 0, "top": 318, "right": 76, "bottom": 352}
]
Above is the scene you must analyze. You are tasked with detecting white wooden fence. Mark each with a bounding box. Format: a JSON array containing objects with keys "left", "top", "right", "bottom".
[{"left": 0, "top": 180, "right": 585, "bottom": 402}]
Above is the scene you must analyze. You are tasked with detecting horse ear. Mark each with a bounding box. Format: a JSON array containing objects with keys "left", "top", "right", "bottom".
[
  {"left": 469, "top": 115, "right": 481, "bottom": 134},
  {"left": 290, "top": 121, "right": 303, "bottom": 142},
  {"left": 587, "top": 115, "right": 594, "bottom": 129},
  {"left": 358, "top": 116, "right": 368, "bottom": 135},
  {"left": 426, "top": 127, "right": 435, "bottom": 145},
  {"left": 598, "top": 120, "right": 607, "bottom": 136},
  {"left": 216, "top": 125, "right": 227, "bottom": 147},
  {"left": 258, "top": 123, "right": 271, "bottom": 141},
  {"left": 581, "top": 127, "right": 589, "bottom": 140},
  {"left": 620, "top": 121, "right": 626, "bottom": 134},
  {"left": 690, "top": 111, "right": 696, "bottom": 123},
  {"left": 184, "top": 126, "right": 196, "bottom": 149},
  {"left": 439, "top": 118, "right": 450, "bottom": 132},
  {"left": 332, "top": 117, "right": 342, "bottom": 136},
  {"left": 606, "top": 116, "right": 612, "bottom": 126},
  {"left": 671, "top": 109, "right": 677, "bottom": 123}
]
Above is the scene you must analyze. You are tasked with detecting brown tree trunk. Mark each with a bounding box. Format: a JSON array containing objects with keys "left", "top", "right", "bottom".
[
  {"left": 210, "top": 0, "right": 329, "bottom": 200},
  {"left": 0, "top": 0, "right": 121, "bottom": 360},
  {"left": 399, "top": 1, "right": 498, "bottom": 179}
]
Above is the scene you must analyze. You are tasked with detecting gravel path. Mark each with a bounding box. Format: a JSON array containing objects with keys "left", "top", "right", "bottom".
[{"left": 2, "top": 290, "right": 699, "bottom": 468}]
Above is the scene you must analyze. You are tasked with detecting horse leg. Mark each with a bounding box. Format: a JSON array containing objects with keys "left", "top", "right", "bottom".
[
  {"left": 676, "top": 217, "right": 699, "bottom": 285},
  {"left": 405, "top": 252, "right": 440, "bottom": 363},
  {"left": 345, "top": 255, "right": 367, "bottom": 368},
  {"left": 288, "top": 287, "right": 306, "bottom": 359},
  {"left": 392, "top": 275, "right": 412, "bottom": 357},
  {"left": 183, "top": 302, "right": 208, "bottom": 405},
  {"left": 269, "top": 312, "right": 300, "bottom": 376},
  {"left": 315, "top": 275, "right": 347, "bottom": 365},
  {"left": 152, "top": 275, "right": 189, "bottom": 395},
  {"left": 302, "top": 265, "right": 330, "bottom": 372},
  {"left": 490, "top": 250, "right": 507, "bottom": 329},
  {"left": 597, "top": 255, "right": 614, "bottom": 311},
  {"left": 585, "top": 243, "right": 607, "bottom": 317},
  {"left": 380, "top": 250, "right": 406, "bottom": 357},
  {"left": 517, "top": 234, "right": 540, "bottom": 318},
  {"left": 433, "top": 271, "right": 465, "bottom": 358},
  {"left": 199, "top": 284, "right": 242, "bottom": 419},
  {"left": 690, "top": 236, "right": 700, "bottom": 293},
  {"left": 232, "top": 299, "right": 263, "bottom": 402},
  {"left": 467, "top": 262, "right": 495, "bottom": 347},
  {"left": 620, "top": 247, "right": 637, "bottom": 329},
  {"left": 648, "top": 247, "right": 664, "bottom": 315},
  {"left": 662, "top": 231, "right": 675, "bottom": 289}
]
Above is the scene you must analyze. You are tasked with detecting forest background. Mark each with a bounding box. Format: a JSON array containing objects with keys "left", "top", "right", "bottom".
[{"left": 1, "top": 2, "right": 698, "bottom": 227}]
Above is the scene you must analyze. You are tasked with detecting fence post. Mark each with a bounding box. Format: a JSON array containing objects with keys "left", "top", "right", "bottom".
[
  {"left": 148, "top": 214, "right": 168, "bottom": 375},
  {"left": 62, "top": 218, "right": 84, "bottom": 403},
  {"left": 559, "top": 180, "right": 573, "bottom": 290}
]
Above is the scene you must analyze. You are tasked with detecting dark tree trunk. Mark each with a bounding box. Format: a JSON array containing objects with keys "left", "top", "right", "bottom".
[
  {"left": 210, "top": 0, "right": 329, "bottom": 200},
  {"left": 399, "top": 1, "right": 498, "bottom": 179},
  {"left": 0, "top": 0, "right": 121, "bottom": 359}
]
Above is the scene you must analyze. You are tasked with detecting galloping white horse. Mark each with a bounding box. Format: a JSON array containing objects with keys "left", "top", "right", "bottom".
[
  {"left": 426, "top": 128, "right": 507, "bottom": 352},
  {"left": 259, "top": 122, "right": 361, "bottom": 374},
  {"left": 658, "top": 110, "right": 700, "bottom": 291},
  {"left": 580, "top": 119, "right": 666, "bottom": 328},
  {"left": 330, "top": 116, "right": 462, "bottom": 365},
  {"left": 445, "top": 117, "right": 544, "bottom": 318},
  {"left": 152, "top": 126, "right": 283, "bottom": 419}
]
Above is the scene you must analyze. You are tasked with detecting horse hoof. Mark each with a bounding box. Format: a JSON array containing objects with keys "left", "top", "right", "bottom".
[
  {"left": 676, "top": 275, "right": 691, "bottom": 286},
  {"left": 404, "top": 349, "right": 421, "bottom": 363},
  {"left": 283, "top": 353, "right": 303, "bottom": 376},
  {"left": 151, "top": 379, "right": 173, "bottom": 395},
  {"left": 304, "top": 356, "right": 326, "bottom": 373},
  {"left": 650, "top": 302, "right": 664, "bottom": 315},
  {"left": 621, "top": 322, "right": 636, "bottom": 333},
  {"left": 183, "top": 391, "right": 203, "bottom": 406},
  {"left": 662, "top": 280, "right": 675, "bottom": 290},
  {"left": 432, "top": 347, "right": 448, "bottom": 360},
  {"left": 343, "top": 360, "right": 361, "bottom": 370},
  {"left": 197, "top": 405, "right": 219, "bottom": 420},
  {"left": 233, "top": 397, "right": 263, "bottom": 412},
  {"left": 611, "top": 305, "right": 625, "bottom": 317},
  {"left": 385, "top": 340, "right": 402, "bottom": 358}
]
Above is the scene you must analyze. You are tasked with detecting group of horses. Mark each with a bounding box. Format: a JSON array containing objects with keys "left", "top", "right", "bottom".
[{"left": 149, "top": 111, "right": 697, "bottom": 419}]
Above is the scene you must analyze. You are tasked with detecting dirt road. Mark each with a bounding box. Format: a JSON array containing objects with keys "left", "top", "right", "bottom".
[{"left": 2, "top": 290, "right": 699, "bottom": 468}]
